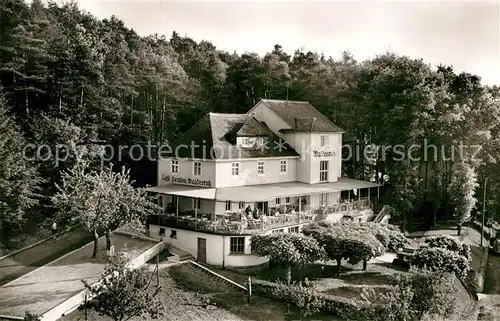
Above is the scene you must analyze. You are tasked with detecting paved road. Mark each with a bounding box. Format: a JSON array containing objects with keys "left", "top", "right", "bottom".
[{"left": 0, "top": 228, "right": 92, "bottom": 286}]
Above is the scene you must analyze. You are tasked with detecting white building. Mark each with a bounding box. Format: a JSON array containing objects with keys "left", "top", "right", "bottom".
[{"left": 147, "top": 99, "right": 381, "bottom": 267}]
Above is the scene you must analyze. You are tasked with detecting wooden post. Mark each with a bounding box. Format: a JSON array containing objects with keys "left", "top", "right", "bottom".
[
  {"left": 348, "top": 190, "right": 350, "bottom": 202},
  {"left": 358, "top": 189, "right": 361, "bottom": 201},
  {"left": 377, "top": 186, "right": 380, "bottom": 212},
  {"left": 298, "top": 196, "right": 302, "bottom": 223},
  {"left": 84, "top": 293, "right": 88, "bottom": 321},
  {"left": 156, "top": 254, "right": 160, "bottom": 288},
  {"left": 176, "top": 196, "right": 179, "bottom": 223},
  {"left": 195, "top": 198, "right": 198, "bottom": 229},
  {"left": 247, "top": 276, "right": 252, "bottom": 304}
]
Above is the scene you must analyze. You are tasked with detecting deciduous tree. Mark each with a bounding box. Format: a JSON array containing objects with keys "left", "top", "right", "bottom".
[
  {"left": 251, "top": 232, "right": 326, "bottom": 284},
  {"left": 82, "top": 252, "right": 163, "bottom": 321},
  {"left": 52, "top": 160, "right": 157, "bottom": 257}
]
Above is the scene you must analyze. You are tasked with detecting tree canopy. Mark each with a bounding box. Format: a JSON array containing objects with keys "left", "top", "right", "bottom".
[{"left": 1, "top": 0, "right": 500, "bottom": 248}]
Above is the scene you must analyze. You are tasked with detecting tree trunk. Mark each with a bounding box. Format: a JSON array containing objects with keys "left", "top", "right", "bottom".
[
  {"left": 92, "top": 230, "right": 99, "bottom": 258},
  {"left": 362, "top": 259, "right": 367, "bottom": 271},
  {"left": 457, "top": 224, "right": 462, "bottom": 236},
  {"left": 285, "top": 264, "right": 292, "bottom": 285},
  {"left": 336, "top": 258, "right": 341, "bottom": 277},
  {"left": 105, "top": 229, "right": 111, "bottom": 251}
]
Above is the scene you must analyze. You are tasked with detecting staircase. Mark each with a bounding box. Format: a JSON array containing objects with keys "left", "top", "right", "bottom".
[
  {"left": 187, "top": 261, "right": 248, "bottom": 292},
  {"left": 373, "top": 205, "right": 393, "bottom": 223},
  {"left": 168, "top": 245, "right": 195, "bottom": 262}
]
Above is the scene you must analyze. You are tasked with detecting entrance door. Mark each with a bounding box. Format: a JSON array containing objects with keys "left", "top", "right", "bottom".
[
  {"left": 256, "top": 202, "right": 269, "bottom": 215},
  {"left": 197, "top": 238, "right": 207, "bottom": 263}
]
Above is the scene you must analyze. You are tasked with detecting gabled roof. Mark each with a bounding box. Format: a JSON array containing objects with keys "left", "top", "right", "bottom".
[
  {"left": 257, "top": 99, "right": 344, "bottom": 133},
  {"left": 164, "top": 113, "right": 300, "bottom": 160},
  {"left": 227, "top": 117, "right": 269, "bottom": 137}
]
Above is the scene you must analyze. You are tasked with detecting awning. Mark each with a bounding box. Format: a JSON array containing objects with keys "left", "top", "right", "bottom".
[
  {"left": 215, "top": 178, "right": 380, "bottom": 202},
  {"left": 145, "top": 185, "right": 216, "bottom": 200},
  {"left": 145, "top": 178, "right": 380, "bottom": 202}
]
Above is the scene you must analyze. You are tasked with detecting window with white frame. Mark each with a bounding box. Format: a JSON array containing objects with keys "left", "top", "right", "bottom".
[
  {"left": 257, "top": 161, "right": 265, "bottom": 175},
  {"left": 171, "top": 160, "right": 179, "bottom": 174},
  {"left": 288, "top": 226, "right": 299, "bottom": 233},
  {"left": 193, "top": 198, "right": 201, "bottom": 210},
  {"left": 280, "top": 160, "right": 287, "bottom": 174},
  {"left": 239, "top": 202, "right": 245, "bottom": 209},
  {"left": 257, "top": 137, "right": 264, "bottom": 146},
  {"left": 193, "top": 162, "right": 202, "bottom": 176},
  {"left": 319, "top": 160, "right": 328, "bottom": 182},
  {"left": 231, "top": 162, "right": 240, "bottom": 176},
  {"left": 285, "top": 197, "right": 290, "bottom": 204},
  {"left": 230, "top": 237, "right": 245, "bottom": 254},
  {"left": 275, "top": 198, "right": 281, "bottom": 205},
  {"left": 320, "top": 193, "right": 328, "bottom": 206},
  {"left": 225, "top": 201, "right": 231, "bottom": 211},
  {"left": 320, "top": 135, "right": 329, "bottom": 147}
]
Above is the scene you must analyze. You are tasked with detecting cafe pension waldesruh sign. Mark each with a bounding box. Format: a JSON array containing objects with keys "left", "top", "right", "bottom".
[{"left": 162, "top": 174, "right": 212, "bottom": 187}]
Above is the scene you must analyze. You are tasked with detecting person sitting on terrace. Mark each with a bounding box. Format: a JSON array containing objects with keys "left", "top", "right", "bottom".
[
  {"left": 245, "top": 205, "right": 252, "bottom": 216},
  {"left": 252, "top": 207, "right": 260, "bottom": 220}
]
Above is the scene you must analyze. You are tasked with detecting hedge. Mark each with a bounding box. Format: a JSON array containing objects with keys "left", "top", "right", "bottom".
[{"left": 251, "top": 279, "right": 380, "bottom": 321}]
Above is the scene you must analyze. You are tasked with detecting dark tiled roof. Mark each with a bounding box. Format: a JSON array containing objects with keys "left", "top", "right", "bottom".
[
  {"left": 164, "top": 113, "right": 300, "bottom": 160},
  {"left": 258, "top": 99, "right": 344, "bottom": 133}
]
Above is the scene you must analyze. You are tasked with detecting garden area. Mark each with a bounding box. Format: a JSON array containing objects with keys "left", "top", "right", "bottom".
[{"left": 202, "top": 221, "right": 481, "bottom": 321}]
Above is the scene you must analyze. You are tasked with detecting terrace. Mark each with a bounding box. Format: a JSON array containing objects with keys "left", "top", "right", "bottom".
[{"left": 149, "top": 198, "right": 372, "bottom": 235}]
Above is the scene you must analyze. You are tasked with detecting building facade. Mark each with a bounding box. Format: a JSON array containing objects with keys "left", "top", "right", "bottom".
[{"left": 147, "top": 99, "right": 381, "bottom": 267}]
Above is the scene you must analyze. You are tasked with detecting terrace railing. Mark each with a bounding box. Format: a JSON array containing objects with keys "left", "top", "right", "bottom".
[{"left": 150, "top": 211, "right": 315, "bottom": 235}]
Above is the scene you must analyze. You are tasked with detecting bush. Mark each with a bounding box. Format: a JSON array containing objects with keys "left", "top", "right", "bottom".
[
  {"left": 424, "top": 235, "right": 471, "bottom": 262},
  {"left": 409, "top": 247, "right": 470, "bottom": 280},
  {"left": 253, "top": 270, "right": 461, "bottom": 321},
  {"left": 252, "top": 279, "right": 368, "bottom": 320}
]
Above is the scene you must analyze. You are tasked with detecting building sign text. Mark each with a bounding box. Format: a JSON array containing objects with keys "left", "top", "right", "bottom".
[
  {"left": 162, "top": 174, "right": 212, "bottom": 187},
  {"left": 312, "top": 150, "right": 335, "bottom": 158}
]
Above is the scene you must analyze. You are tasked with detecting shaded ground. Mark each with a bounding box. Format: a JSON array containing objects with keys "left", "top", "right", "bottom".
[
  {"left": 62, "top": 268, "right": 245, "bottom": 321},
  {"left": 0, "top": 233, "right": 156, "bottom": 318},
  {"left": 477, "top": 252, "right": 500, "bottom": 320},
  {"left": 0, "top": 228, "right": 92, "bottom": 286},
  {"left": 211, "top": 257, "right": 476, "bottom": 320}
]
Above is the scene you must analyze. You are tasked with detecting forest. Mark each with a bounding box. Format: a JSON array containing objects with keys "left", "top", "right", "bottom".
[{"left": 1, "top": 0, "right": 500, "bottom": 250}]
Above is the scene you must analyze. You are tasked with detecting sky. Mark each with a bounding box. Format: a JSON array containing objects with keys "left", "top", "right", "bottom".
[{"left": 70, "top": 0, "right": 500, "bottom": 86}]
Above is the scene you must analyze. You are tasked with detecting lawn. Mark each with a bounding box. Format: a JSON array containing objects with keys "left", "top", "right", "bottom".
[
  {"left": 61, "top": 268, "right": 245, "bottom": 321},
  {"left": 0, "top": 233, "right": 156, "bottom": 318},
  {"left": 62, "top": 266, "right": 343, "bottom": 321},
  {"left": 212, "top": 259, "right": 407, "bottom": 304}
]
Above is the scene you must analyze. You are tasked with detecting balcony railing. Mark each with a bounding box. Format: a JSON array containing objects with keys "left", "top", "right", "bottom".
[
  {"left": 149, "top": 199, "right": 373, "bottom": 235},
  {"left": 150, "top": 211, "right": 316, "bottom": 235}
]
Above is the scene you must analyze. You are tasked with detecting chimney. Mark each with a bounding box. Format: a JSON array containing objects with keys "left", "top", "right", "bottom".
[
  {"left": 310, "top": 117, "right": 316, "bottom": 131},
  {"left": 294, "top": 117, "right": 297, "bottom": 130}
]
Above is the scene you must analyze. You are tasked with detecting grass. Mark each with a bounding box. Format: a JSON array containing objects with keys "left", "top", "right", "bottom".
[
  {"left": 213, "top": 260, "right": 406, "bottom": 304},
  {"left": 62, "top": 269, "right": 245, "bottom": 321}
]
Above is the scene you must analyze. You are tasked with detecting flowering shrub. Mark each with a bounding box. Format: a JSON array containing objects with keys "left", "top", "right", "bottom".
[
  {"left": 251, "top": 233, "right": 327, "bottom": 284},
  {"left": 424, "top": 235, "right": 471, "bottom": 262},
  {"left": 409, "top": 247, "right": 470, "bottom": 279}
]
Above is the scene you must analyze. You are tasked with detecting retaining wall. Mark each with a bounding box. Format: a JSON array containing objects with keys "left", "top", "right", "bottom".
[{"left": 39, "top": 241, "right": 164, "bottom": 321}]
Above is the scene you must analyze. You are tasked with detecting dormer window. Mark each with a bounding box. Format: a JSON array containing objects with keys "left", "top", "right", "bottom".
[{"left": 237, "top": 136, "right": 267, "bottom": 148}]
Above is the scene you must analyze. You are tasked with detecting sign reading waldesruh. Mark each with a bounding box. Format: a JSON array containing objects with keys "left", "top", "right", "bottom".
[
  {"left": 162, "top": 174, "right": 212, "bottom": 187},
  {"left": 312, "top": 150, "right": 335, "bottom": 158}
]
